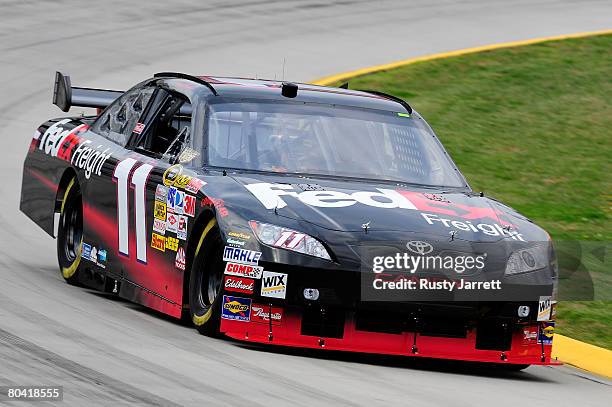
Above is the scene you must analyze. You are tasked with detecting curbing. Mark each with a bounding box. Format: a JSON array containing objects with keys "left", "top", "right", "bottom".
[
  {"left": 311, "top": 29, "right": 612, "bottom": 86},
  {"left": 553, "top": 335, "right": 612, "bottom": 379},
  {"left": 309, "top": 29, "right": 612, "bottom": 378}
]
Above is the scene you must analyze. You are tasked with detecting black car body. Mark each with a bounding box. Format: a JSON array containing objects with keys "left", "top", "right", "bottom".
[{"left": 20, "top": 72, "right": 558, "bottom": 366}]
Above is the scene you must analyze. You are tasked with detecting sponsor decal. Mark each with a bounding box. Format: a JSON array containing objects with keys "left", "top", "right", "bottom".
[
  {"left": 153, "top": 218, "right": 166, "bottom": 235},
  {"left": 421, "top": 213, "right": 525, "bottom": 241},
  {"left": 38, "top": 120, "right": 110, "bottom": 179},
  {"left": 273, "top": 231, "right": 305, "bottom": 250},
  {"left": 162, "top": 164, "right": 193, "bottom": 189},
  {"left": 228, "top": 231, "right": 251, "bottom": 240},
  {"left": 166, "top": 213, "right": 178, "bottom": 233},
  {"left": 133, "top": 122, "right": 145, "bottom": 134},
  {"left": 83, "top": 246, "right": 107, "bottom": 269},
  {"left": 175, "top": 247, "right": 186, "bottom": 271},
  {"left": 251, "top": 304, "right": 283, "bottom": 325},
  {"left": 538, "top": 322, "right": 555, "bottom": 345},
  {"left": 261, "top": 271, "right": 287, "bottom": 299},
  {"left": 185, "top": 177, "right": 206, "bottom": 193},
  {"left": 523, "top": 327, "right": 538, "bottom": 342},
  {"left": 201, "top": 196, "right": 228, "bottom": 217},
  {"left": 183, "top": 194, "right": 196, "bottom": 217},
  {"left": 227, "top": 237, "right": 245, "bottom": 247},
  {"left": 82, "top": 243, "right": 92, "bottom": 261},
  {"left": 163, "top": 164, "right": 182, "bottom": 187},
  {"left": 537, "top": 296, "right": 552, "bottom": 322},
  {"left": 154, "top": 201, "right": 166, "bottom": 220},
  {"left": 244, "top": 182, "right": 417, "bottom": 211},
  {"left": 398, "top": 190, "right": 515, "bottom": 227},
  {"left": 178, "top": 147, "right": 200, "bottom": 164},
  {"left": 98, "top": 249, "right": 107, "bottom": 263},
  {"left": 244, "top": 183, "right": 523, "bottom": 240},
  {"left": 155, "top": 184, "right": 168, "bottom": 202},
  {"left": 221, "top": 295, "right": 251, "bottom": 322},
  {"left": 224, "top": 276, "right": 255, "bottom": 294},
  {"left": 177, "top": 215, "right": 188, "bottom": 240},
  {"left": 165, "top": 236, "right": 179, "bottom": 252},
  {"left": 224, "top": 262, "right": 263, "bottom": 279},
  {"left": 151, "top": 233, "right": 165, "bottom": 251},
  {"left": 167, "top": 187, "right": 185, "bottom": 214},
  {"left": 223, "top": 247, "right": 261, "bottom": 265}
]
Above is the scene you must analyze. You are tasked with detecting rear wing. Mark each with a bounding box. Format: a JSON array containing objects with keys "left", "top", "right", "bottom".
[{"left": 53, "top": 71, "right": 123, "bottom": 112}]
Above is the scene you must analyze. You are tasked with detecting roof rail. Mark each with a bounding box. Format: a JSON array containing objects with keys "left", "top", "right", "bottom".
[
  {"left": 153, "top": 72, "right": 218, "bottom": 96},
  {"left": 357, "top": 89, "right": 412, "bottom": 114}
]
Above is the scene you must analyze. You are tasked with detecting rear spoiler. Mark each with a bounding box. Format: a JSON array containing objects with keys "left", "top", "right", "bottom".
[{"left": 53, "top": 71, "right": 123, "bottom": 112}]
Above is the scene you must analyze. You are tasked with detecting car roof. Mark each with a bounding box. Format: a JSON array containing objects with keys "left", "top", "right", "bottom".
[{"left": 197, "top": 76, "right": 411, "bottom": 113}]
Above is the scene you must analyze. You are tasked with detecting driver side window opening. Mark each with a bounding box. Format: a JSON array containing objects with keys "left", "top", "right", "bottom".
[
  {"left": 92, "top": 87, "right": 155, "bottom": 146},
  {"left": 131, "top": 89, "right": 192, "bottom": 161}
]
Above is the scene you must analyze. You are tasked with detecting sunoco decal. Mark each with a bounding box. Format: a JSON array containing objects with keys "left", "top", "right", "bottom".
[{"left": 221, "top": 295, "right": 251, "bottom": 322}]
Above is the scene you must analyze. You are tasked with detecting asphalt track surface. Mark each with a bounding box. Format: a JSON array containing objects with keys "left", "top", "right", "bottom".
[{"left": 1, "top": 1, "right": 611, "bottom": 405}]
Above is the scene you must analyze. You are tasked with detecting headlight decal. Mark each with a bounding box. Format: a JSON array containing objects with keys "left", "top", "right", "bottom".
[{"left": 249, "top": 220, "right": 332, "bottom": 261}]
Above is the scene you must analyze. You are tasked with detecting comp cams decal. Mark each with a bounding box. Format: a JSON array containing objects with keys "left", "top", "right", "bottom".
[
  {"left": 221, "top": 295, "right": 251, "bottom": 322},
  {"left": 224, "top": 262, "right": 263, "bottom": 279},
  {"left": 38, "top": 119, "right": 112, "bottom": 178}
]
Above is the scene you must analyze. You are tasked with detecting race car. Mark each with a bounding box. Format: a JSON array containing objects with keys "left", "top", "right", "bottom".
[{"left": 20, "top": 71, "right": 558, "bottom": 368}]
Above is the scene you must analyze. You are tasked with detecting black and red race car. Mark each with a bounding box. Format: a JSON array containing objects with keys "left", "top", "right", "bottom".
[{"left": 20, "top": 71, "right": 558, "bottom": 368}]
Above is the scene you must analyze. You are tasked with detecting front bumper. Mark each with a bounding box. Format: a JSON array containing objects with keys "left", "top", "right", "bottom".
[{"left": 220, "top": 306, "right": 559, "bottom": 365}]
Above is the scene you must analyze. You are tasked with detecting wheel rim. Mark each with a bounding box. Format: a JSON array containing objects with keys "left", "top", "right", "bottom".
[
  {"left": 197, "top": 254, "right": 223, "bottom": 308},
  {"left": 63, "top": 193, "right": 82, "bottom": 264}
]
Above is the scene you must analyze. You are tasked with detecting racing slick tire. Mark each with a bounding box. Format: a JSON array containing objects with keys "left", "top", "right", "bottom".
[
  {"left": 57, "top": 177, "right": 83, "bottom": 285},
  {"left": 189, "top": 218, "right": 224, "bottom": 336}
]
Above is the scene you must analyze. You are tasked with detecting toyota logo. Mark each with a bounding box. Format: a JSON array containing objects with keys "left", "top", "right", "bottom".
[{"left": 406, "top": 241, "right": 433, "bottom": 255}]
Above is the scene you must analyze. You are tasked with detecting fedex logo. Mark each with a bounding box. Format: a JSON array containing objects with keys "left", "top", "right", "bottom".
[{"left": 244, "top": 183, "right": 416, "bottom": 210}]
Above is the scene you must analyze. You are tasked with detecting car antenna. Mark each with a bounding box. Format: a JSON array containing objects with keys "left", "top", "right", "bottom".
[{"left": 282, "top": 57, "right": 286, "bottom": 81}]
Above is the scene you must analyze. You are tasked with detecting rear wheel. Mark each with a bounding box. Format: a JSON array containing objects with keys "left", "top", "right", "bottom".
[
  {"left": 57, "top": 178, "right": 83, "bottom": 285},
  {"left": 189, "top": 218, "right": 224, "bottom": 335}
]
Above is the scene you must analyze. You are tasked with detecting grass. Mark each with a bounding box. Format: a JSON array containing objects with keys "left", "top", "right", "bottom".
[{"left": 337, "top": 34, "right": 611, "bottom": 348}]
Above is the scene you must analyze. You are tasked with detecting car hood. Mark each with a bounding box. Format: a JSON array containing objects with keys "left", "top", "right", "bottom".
[{"left": 224, "top": 173, "right": 547, "bottom": 243}]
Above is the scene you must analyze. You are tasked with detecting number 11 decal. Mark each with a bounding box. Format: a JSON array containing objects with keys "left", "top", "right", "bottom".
[{"left": 113, "top": 158, "right": 153, "bottom": 263}]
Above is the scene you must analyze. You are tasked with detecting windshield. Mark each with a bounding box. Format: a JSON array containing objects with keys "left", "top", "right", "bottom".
[{"left": 207, "top": 100, "right": 465, "bottom": 188}]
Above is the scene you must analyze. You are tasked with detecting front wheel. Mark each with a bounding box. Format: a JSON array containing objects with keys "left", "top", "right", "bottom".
[
  {"left": 57, "top": 178, "right": 83, "bottom": 285},
  {"left": 189, "top": 218, "right": 224, "bottom": 335}
]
